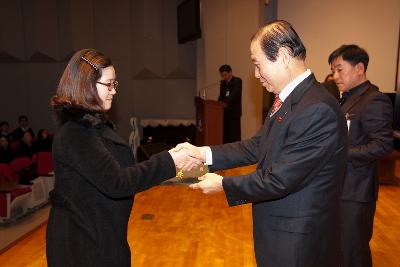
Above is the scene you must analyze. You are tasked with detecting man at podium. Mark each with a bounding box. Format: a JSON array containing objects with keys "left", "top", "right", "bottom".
[{"left": 218, "top": 64, "right": 242, "bottom": 143}]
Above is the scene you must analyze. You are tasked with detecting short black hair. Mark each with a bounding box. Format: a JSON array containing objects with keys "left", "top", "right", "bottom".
[
  {"left": 0, "top": 121, "right": 9, "bottom": 127},
  {"left": 251, "top": 20, "right": 306, "bottom": 62},
  {"left": 328, "top": 44, "right": 369, "bottom": 72},
  {"left": 219, "top": 64, "right": 232, "bottom": 73},
  {"left": 18, "top": 115, "right": 28, "bottom": 122}
]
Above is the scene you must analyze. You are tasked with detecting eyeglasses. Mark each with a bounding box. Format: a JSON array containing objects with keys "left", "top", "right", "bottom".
[{"left": 96, "top": 80, "right": 119, "bottom": 91}]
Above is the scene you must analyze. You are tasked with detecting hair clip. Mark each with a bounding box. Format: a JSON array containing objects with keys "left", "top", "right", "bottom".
[{"left": 80, "top": 56, "right": 98, "bottom": 70}]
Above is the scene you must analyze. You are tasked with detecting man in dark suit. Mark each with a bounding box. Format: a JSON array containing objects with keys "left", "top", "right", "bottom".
[
  {"left": 218, "top": 64, "right": 242, "bottom": 143},
  {"left": 329, "top": 44, "right": 393, "bottom": 267},
  {"left": 11, "top": 115, "right": 35, "bottom": 140},
  {"left": 176, "top": 20, "right": 348, "bottom": 267}
]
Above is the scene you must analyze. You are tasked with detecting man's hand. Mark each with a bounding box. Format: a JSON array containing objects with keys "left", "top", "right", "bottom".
[
  {"left": 189, "top": 173, "right": 223, "bottom": 194},
  {"left": 168, "top": 147, "right": 202, "bottom": 171},
  {"left": 173, "top": 142, "right": 206, "bottom": 163}
]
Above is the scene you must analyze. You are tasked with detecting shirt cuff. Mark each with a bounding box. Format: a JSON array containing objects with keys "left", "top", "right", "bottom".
[{"left": 202, "top": 146, "right": 213, "bottom": 165}]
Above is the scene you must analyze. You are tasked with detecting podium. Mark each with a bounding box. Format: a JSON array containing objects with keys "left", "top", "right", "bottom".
[{"left": 195, "top": 97, "right": 225, "bottom": 146}]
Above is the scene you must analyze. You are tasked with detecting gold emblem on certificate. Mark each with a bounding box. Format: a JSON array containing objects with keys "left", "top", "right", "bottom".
[
  {"left": 176, "top": 165, "right": 209, "bottom": 179},
  {"left": 176, "top": 169, "right": 184, "bottom": 178}
]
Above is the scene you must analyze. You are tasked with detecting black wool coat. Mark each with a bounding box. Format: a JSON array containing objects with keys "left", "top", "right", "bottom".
[{"left": 46, "top": 106, "right": 176, "bottom": 267}]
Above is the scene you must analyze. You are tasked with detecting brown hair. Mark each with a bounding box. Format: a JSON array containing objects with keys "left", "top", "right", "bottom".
[{"left": 51, "top": 49, "right": 113, "bottom": 111}]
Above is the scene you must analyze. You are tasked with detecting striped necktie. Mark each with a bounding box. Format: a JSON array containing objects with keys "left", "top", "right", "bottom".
[{"left": 270, "top": 95, "right": 282, "bottom": 117}]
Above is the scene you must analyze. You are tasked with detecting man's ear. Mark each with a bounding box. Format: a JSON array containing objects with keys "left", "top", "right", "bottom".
[
  {"left": 355, "top": 62, "right": 366, "bottom": 75},
  {"left": 278, "top": 47, "right": 291, "bottom": 67}
]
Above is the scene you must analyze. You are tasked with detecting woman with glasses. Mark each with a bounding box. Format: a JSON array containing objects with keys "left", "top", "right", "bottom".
[{"left": 46, "top": 49, "right": 200, "bottom": 267}]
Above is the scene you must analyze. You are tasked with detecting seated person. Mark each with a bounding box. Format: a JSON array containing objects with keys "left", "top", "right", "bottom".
[
  {"left": 11, "top": 115, "right": 35, "bottom": 140},
  {"left": 15, "top": 131, "right": 36, "bottom": 158},
  {"left": 36, "top": 128, "right": 53, "bottom": 152},
  {"left": 0, "top": 136, "right": 14, "bottom": 163},
  {"left": 0, "top": 121, "right": 12, "bottom": 141}
]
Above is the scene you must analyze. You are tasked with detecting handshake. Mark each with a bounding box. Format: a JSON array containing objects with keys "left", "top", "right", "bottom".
[
  {"left": 168, "top": 142, "right": 206, "bottom": 172},
  {"left": 168, "top": 142, "right": 224, "bottom": 194}
]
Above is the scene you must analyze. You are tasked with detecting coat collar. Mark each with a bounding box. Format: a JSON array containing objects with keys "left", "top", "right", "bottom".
[
  {"left": 341, "top": 81, "right": 377, "bottom": 113},
  {"left": 54, "top": 105, "right": 129, "bottom": 147},
  {"left": 285, "top": 73, "right": 317, "bottom": 110},
  {"left": 265, "top": 74, "right": 317, "bottom": 121},
  {"left": 54, "top": 105, "right": 111, "bottom": 129},
  {"left": 257, "top": 74, "right": 317, "bottom": 163}
]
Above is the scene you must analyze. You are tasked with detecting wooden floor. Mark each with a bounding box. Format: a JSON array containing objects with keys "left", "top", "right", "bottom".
[{"left": 0, "top": 165, "right": 399, "bottom": 267}]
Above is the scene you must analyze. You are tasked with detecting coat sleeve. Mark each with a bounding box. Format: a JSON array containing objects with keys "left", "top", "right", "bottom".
[
  {"left": 210, "top": 124, "right": 263, "bottom": 171},
  {"left": 348, "top": 93, "right": 393, "bottom": 166},
  {"left": 59, "top": 127, "right": 176, "bottom": 198},
  {"left": 222, "top": 103, "right": 342, "bottom": 206}
]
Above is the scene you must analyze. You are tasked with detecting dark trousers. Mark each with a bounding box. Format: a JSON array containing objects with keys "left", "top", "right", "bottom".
[
  {"left": 341, "top": 200, "right": 376, "bottom": 267},
  {"left": 223, "top": 115, "right": 241, "bottom": 143}
]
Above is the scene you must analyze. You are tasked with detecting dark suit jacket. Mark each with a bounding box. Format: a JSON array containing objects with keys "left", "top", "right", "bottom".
[
  {"left": 218, "top": 76, "right": 242, "bottom": 118},
  {"left": 341, "top": 81, "right": 393, "bottom": 202},
  {"left": 211, "top": 74, "right": 348, "bottom": 267}
]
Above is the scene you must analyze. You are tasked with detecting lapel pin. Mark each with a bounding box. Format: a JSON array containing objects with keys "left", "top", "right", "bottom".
[{"left": 277, "top": 116, "right": 283, "bottom": 123}]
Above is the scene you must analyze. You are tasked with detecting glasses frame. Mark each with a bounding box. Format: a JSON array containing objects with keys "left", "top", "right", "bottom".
[{"left": 96, "top": 80, "right": 119, "bottom": 91}]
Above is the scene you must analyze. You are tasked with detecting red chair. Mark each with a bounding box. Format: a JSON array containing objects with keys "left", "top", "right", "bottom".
[
  {"left": 0, "top": 164, "right": 32, "bottom": 222},
  {"left": 30, "top": 152, "right": 54, "bottom": 208},
  {"left": 8, "top": 140, "right": 20, "bottom": 153},
  {"left": 9, "top": 157, "right": 33, "bottom": 173},
  {"left": 0, "top": 163, "right": 18, "bottom": 185},
  {"left": 32, "top": 151, "right": 53, "bottom": 176},
  {"left": 9, "top": 157, "right": 35, "bottom": 184}
]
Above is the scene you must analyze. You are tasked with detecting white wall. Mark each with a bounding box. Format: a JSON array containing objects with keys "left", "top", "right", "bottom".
[
  {"left": 197, "top": 0, "right": 265, "bottom": 139},
  {"left": 278, "top": 0, "right": 400, "bottom": 92}
]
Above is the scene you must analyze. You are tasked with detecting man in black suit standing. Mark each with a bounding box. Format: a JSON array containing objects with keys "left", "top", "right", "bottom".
[
  {"left": 11, "top": 115, "right": 35, "bottom": 140},
  {"left": 218, "top": 64, "right": 242, "bottom": 143},
  {"left": 176, "top": 20, "right": 348, "bottom": 267},
  {"left": 329, "top": 44, "right": 393, "bottom": 267}
]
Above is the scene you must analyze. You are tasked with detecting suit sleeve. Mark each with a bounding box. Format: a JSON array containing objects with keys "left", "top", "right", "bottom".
[
  {"left": 348, "top": 93, "right": 393, "bottom": 165},
  {"left": 210, "top": 125, "right": 264, "bottom": 171},
  {"left": 60, "top": 128, "right": 176, "bottom": 198},
  {"left": 222, "top": 103, "right": 341, "bottom": 206}
]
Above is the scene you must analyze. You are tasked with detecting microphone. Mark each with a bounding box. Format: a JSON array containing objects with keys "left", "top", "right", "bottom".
[{"left": 198, "top": 81, "right": 220, "bottom": 100}]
